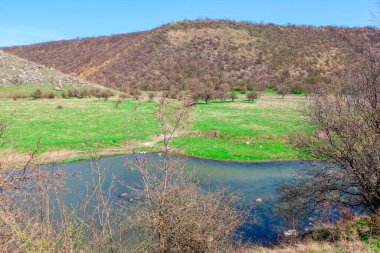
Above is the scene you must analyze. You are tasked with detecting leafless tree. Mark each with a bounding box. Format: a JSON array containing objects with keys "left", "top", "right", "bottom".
[
  {"left": 201, "top": 88, "right": 215, "bottom": 104},
  {"left": 191, "top": 91, "right": 201, "bottom": 104},
  {"left": 247, "top": 91, "right": 259, "bottom": 101},
  {"left": 216, "top": 90, "right": 228, "bottom": 102},
  {"left": 277, "top": 83, "right": 291, "bottom": 99},
  {"left": 280, "top": 40, "right": 380, "bottom": 222},
  {"left": 124, "top": 98, "right": 246, "bottom": 252},
  {"left": 228, "top": 93, "right": 237, "bottom": 102}
]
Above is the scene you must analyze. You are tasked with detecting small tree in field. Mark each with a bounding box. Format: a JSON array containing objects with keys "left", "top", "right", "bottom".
[
  {"left": 201, "top": 88, "right": 215, "bottom": 104},
  {"left": 216, "top": 83, "right": 230, "bottom": 102},
  {"left": 216, "top": 90, "right": 228, "bottom": 102},
  {"left": 253, "top": 83, "right": 266, "bottom": 98},
  {"left": 228, "top": 93, "right": 237, "bottom": 102},
  {"left": 247, "top": 91, "right": 259, "bottom": 101},
  {"left": 277, "top": 83, "right": 291, "bottom": 99}
]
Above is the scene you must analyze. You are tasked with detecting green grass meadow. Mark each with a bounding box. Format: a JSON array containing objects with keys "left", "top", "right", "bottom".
[
  {"left": 0, "top": 92, "right": 310, "bottom": 161},
  {"left": 0, "top": 99, "right": 160, "bottom": 152},
  {"left": 171, "top": 95, "right": 309, "bottom": 160}
]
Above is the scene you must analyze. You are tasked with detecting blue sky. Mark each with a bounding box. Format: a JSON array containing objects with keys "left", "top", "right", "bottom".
[{"left": 0, "top": 0, "right": 378, "bottom": 47}]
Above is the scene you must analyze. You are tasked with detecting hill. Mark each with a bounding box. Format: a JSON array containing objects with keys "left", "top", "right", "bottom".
[{"left": 4, "top": 20, "right": 380, "bottom": 91}]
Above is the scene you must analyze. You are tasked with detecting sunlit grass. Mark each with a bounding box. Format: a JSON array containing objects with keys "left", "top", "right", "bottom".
[
  {"left": 0, "top": 93, "right": 310, "bottom": 161},
  {"left": 171, "top": 94, "right": 310, "bottom": 161}
]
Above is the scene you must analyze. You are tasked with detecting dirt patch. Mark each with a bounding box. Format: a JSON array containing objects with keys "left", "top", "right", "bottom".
[
  {"left": 188, "top": 130, "right": 221, "bottom": 138},
  {"left": 0, "top": 149, "right": 80, "bottom": 169},
  {"left": 226, "top": 103, "right": 257, "bottom": 109}
]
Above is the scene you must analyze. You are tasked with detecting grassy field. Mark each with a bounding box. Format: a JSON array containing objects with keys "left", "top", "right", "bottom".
[
  {"left": 0, "top": 92, "right": 310, "bottom": 163},
  {"left": 171, "top": 94, "right": 309, "bottom": 160}
]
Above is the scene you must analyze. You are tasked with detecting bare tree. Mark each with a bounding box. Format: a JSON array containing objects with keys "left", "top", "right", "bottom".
[
  {"left": 216, "top": 90, "right": 228, "bottom": 102},
  {"left": 228, "top": 93, "right": 237, "bottom": 102},
  {"left": 247, "top": 91, "right": 259, "bottom": 101},
  {"left": 280, "top": 40, "right": 380, "bottom": 220},
  {"left": 124, "top": 98, "right": 245, "bottom": 252},
  {"left": 277, "top": 83, "right": 291, "bottom": 99},
  {"left": 201, "top": 88, "right": 215, "bottom": 104}
]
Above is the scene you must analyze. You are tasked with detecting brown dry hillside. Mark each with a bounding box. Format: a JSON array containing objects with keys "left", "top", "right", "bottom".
[{"left": 4, "top": 20, "right": 380, "bottom": 91}]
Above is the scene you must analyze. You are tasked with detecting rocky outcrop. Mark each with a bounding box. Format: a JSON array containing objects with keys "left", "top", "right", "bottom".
[{"left": 0, "top": 50, "right": 88, "bottom": 86}]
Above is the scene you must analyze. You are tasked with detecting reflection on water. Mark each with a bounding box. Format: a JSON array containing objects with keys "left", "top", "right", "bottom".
[{"left": 49, "top": 153, "right": 309, "bottom": 245}]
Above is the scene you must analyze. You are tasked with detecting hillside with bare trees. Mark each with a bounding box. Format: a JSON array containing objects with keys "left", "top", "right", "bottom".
[{"left": 4, "top": 20, "right": 380, "bottom": 92}]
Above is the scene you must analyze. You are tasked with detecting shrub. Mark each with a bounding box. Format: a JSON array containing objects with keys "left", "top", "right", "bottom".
[
  {"left": 119, "top": 93, "right": 128, "bottom": 100},
  {"left": 125, "top": 103, "right": 245, "bottom": 252},
  {"left": 129, "top": 89, "right": 141, "bottom": 96},
  {"left": 31, "top": 89, "right": 42, "bottom": 99},
  {"left": 114, "top": 99, "right": 122, "bottom": 108},
  {"left": 68, "top": 88, "right": 77, "bottom": 98},
  {"left": 12, "top": 94, "right": 28, "bottom": 101},
  {"left": 78, "top": 88, "right": 90, "bottom": 98},
  {"left": 168, "top": 90, "right": 177, "bottom": 99},
  {"left": 100, "top": 90, "right": 113, "bottom": 100},
  {"left": 93, "top": 89, "right": 113, "bottom": 100},
  {"left": 61, "top": 91, "right": 68, "bottom": 99},
  {"left": 42, "top": 92, "right": 56, "bottom": 99}
]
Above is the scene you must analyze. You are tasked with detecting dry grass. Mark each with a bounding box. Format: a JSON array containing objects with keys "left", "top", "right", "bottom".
[{"left": 245, "top": 240, "right": 373, "bottom": 253}]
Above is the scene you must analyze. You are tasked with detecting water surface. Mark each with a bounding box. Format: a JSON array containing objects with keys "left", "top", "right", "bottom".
[{"left": 50, "top": 153, "right": 309, "bottom": 244}]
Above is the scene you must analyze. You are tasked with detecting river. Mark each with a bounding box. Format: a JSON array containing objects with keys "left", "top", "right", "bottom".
[{"left": 48, "top": 153, "right": 310, "bottom": 245}]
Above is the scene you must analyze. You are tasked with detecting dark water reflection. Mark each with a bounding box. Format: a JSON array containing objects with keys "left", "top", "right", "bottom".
[{"left": 48, "top": 153, "right": 310, "bottom": 245}]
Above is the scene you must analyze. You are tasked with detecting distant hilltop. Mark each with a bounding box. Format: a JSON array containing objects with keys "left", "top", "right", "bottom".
[{"left": 3, "top": 20, "right": 380, "bottom": 91}]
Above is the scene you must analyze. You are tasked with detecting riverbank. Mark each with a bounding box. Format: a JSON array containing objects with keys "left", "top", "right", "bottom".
[{"left": 0, "top": 147, "right": 309, "bottom": 169}]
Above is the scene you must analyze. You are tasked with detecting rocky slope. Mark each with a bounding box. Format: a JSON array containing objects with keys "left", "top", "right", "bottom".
[{"left": 0, "top": 49, "right": 88, "bottom": 87}]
